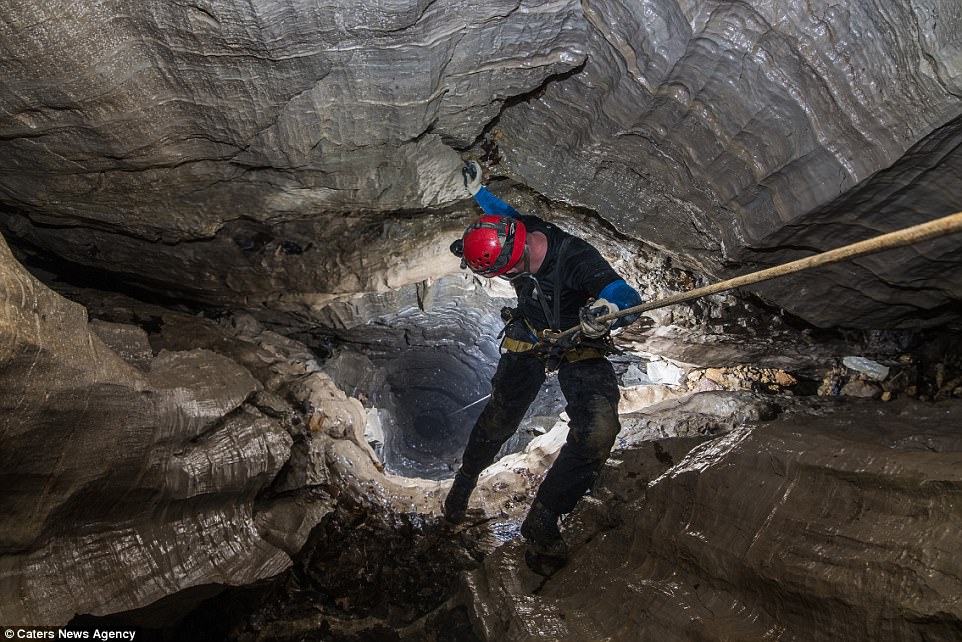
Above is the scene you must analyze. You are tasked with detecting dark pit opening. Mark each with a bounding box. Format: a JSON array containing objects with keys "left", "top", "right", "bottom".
[{"left": 381, "top": 347, "right": 494, "bottom": 480}]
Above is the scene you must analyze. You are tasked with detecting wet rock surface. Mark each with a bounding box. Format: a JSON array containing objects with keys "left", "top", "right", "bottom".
[
  {"left": 490, "top": 0, "right": 962, "bottom": 327},
  {"left": 1, "top": 1, "right": 960, "bottom": 330},
  {"left": 0, "top": 235, "right": 306, "bottom": 625},
  {"left": 619, "top": 389, "right": 783, "bottom": 441},
  {"left": 105, "top": 387, "right": 957, "bottom": 642},
  {"left": 0, "top": 0, "right": 583, "bottom": 227},
  {"left": 465, "top": 397, "right": 962, "bottom": 642},
  {"left": 1, "top": 1, "right": 961, "bottom": 637},
  {"left": 0, "top": 234, "right": 450, "bottom": 627}
]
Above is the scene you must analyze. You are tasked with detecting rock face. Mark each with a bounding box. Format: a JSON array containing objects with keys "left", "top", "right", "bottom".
[
  {"left": 0, "top": 233, "right": 307, "bottom": 624},
  {"left": 1, "top": 0, "right": 962, "bottom": 637},
  {"left": 465, "top": 396, "right": 962, "bottom": 641},
  {"left": 0, "top": 0, "right": 583, "bottom": 230},
  {"left": 0, "top": 234, "right": 443, "bottom": 626},
  {"left": 1, "top": 0, "right": 960, "bottom": 329},
  {"left": 491, "top": 0, "right": 962, "bottom": 328}
]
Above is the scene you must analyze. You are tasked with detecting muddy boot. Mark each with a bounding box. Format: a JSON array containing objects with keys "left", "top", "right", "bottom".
[
  {"left": 442, "top": 471, "right": 477, "bottom": 524},
  {"left": 521, "top": 501, "right": 568, "bottom": 575}
]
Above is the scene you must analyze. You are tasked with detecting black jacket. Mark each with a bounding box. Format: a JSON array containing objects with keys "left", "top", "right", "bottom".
[{"left": 509, "top": 215, "right": 622, "bottom": 334}]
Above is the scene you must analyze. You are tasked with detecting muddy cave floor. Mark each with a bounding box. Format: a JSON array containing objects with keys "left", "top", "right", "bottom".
[
  {"left": 75, "top": 496, "right": 493, "bottom": 642},
  {"left": 73, "top": 381, "right": 962, "bottom": 642},
  {"left": 22, "top": 252, "right": 962, "bottom": 642}
]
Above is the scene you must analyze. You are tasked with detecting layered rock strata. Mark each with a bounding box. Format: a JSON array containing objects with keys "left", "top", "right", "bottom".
[
  {"left": 491, "top": 0, "right": 962, "bottom": 327},
  {"left": 0, "top": 235, "right": 442, "bottom": 625},
  {"left": 465, "top": 396, "right": 962, "bottom": 641},
  {"left": 1, "top": 0, "right": 960, "bottom": 329}
]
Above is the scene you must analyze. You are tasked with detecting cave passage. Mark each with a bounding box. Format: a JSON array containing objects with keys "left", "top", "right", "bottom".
[
  {"left": 3, "top": 0, "right": 961, "bottom": 636},
  {"left": 381, "top": 347, "right": 493, "bottom": 479}
]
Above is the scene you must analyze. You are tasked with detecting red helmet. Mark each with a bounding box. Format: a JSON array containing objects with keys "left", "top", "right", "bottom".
[{"left": 461, "top": 215, "right": 527, "bottom": 277}]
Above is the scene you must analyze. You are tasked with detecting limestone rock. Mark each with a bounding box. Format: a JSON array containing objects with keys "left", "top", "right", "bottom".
[
  {"left": 492, "top": 0, "right": 962, "bottom": 328},
  {"left": 0, "top": 0, "right": 961, "bottom": 634},
  {"left": 0, "top": 1, "right": 959, "bottom": 330},
  {"left": 89, "top": 319, "right": 154, "bottom": 370},
  {"left": 0, "top": 0, "right": 583, "bottom": 231},
  {"left": 688, "top": 365, "right": 798, "bottom": 393},
  {"left": 619, "top": 390, "right": 782, "bottom": 441},
  {"left": 465, "top": 398, "right": 962, "bottom": 641},
  {"left": 290, "top": 372, "right": 368, "bottom": 441},
  {"left": 841, "top": 378, "right": 883, "bottom": 399},
  {"left": 618, "top": 383, "right": 684, "bottom": 413},
  {"left": 0, "top": 237, "right": 319, "bottom": 625}
]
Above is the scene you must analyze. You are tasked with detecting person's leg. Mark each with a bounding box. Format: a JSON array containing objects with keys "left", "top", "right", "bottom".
[
  {"left": 443, "top": 351, "right": 545, "bottom": 522},
  {"left": 522, "top": 357, "right": 620, "bottom": 550}
]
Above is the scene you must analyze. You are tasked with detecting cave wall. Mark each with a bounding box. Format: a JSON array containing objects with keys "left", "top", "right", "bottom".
[
  {"left": 0, "top": 233, "right": 293, "bottom": 624},
  {"left": 495, "top": 0, "right": 962, "bottom": 258},
  {"left": 467, "top": 395, "right": 962, "bottom": 642},
  {"left": 1, "top": 2, "right": 961, "bottom": 632},
  {"left": 0, "top": 232, "right": 447, "bottom": 625},
  {"left": 0, "top": 0, "right": 960, "bottom": 329},
  {"left": 0, "top": 0, "right": 583, "bottom": 233},
  {"left": 489, "top": 0, "right": 962, "bottom": 327},
  {"left": 0, "top": 230, "right": 349, "bottom": 626}
]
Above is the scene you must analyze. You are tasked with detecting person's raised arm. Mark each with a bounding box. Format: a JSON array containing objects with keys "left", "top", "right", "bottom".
[{"left": 463, "top": 161, "right": 521, "bottom": 218}]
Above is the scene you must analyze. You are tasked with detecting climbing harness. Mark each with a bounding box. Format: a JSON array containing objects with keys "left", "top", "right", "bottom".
[
  {"left": 496, "top": 237, "right": 611, "bottom": 371},
  {"left": 541, "top": 209, "right": 962, "bottom": 345}
]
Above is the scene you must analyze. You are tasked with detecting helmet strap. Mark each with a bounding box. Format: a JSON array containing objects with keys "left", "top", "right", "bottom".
[{"left": 500, "top": 245, "right": 530, "bottom": 280}]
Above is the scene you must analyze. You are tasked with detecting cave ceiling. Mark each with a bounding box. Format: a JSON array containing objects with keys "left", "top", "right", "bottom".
[
  {"left": 3, "top": 1, "right": 962, "bottom": 635},
  {"left": 1, "top": 0, "right": 961, "bottom": 330}
]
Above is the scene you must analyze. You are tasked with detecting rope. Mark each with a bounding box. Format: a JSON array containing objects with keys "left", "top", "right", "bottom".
[{"left": 544, "top": 210, "right": 962, "bottom": 342}]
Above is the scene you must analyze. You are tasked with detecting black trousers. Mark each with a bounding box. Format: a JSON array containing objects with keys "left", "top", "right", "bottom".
[{"left": 458, "top": 350, "right": 621, "bottom": 515}]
